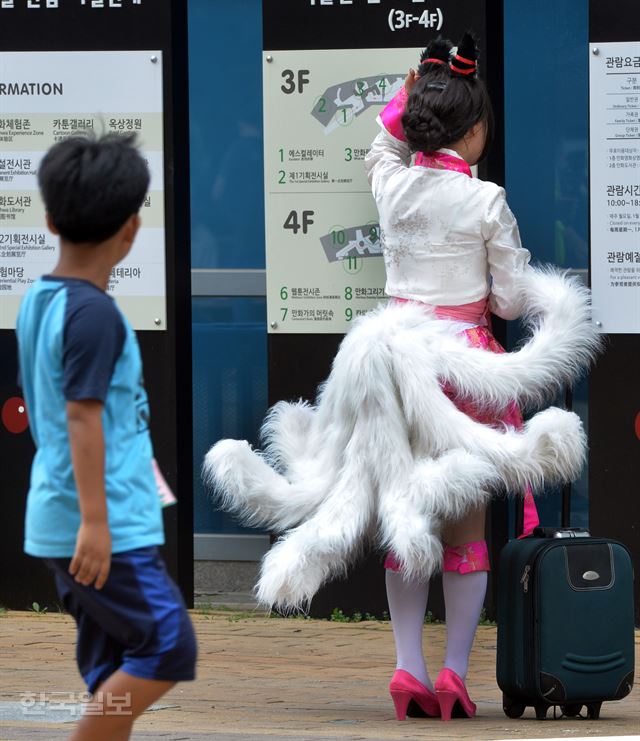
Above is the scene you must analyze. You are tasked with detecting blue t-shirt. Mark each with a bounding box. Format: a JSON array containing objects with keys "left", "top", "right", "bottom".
[{"left": 16, "top": 276, "right": 164, "bottom": 557}]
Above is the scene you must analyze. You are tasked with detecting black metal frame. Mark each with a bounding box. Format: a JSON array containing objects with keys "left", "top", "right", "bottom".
[
  {"left": 588, "top": 0, "right": 640, "bottom": 626},
  {"left": 0, "top": 0, "right": 193, "bottom": 609}
]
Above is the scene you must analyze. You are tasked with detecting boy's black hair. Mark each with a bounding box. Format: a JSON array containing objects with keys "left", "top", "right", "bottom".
[
  {"left": 38, "top": 132, "right": 150, "bottom": 244},
  {"left": 402, "top": 32, "right": 494, "bottom": 161}
]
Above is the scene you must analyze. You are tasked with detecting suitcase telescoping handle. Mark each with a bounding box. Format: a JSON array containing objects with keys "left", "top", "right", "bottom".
[
  {"left": 532, "top": 527, "right": 590, "bottom": 539},
  {"left": 516, "top": 387, "right": 575, "bottom": 537}
]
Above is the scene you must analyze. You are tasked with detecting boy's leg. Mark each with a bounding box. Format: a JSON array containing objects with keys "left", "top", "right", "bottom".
[
  {"left": 68, "top": 672, "right": 175, "bottom": 741},
  {"left": 46, "top": 549, "right": 196, "bottom": 740}
]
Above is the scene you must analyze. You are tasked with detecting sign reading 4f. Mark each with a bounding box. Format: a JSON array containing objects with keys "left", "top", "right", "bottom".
[
  {"left": 284, "top": 210, "right": 315, "bottom": 235},
  {"left": 281, "top": 69, "right": 310, "bottom": 94}
]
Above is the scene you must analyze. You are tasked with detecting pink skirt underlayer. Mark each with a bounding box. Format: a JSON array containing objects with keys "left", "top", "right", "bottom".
[{"left": 384, "top": 324, "right": 540, "bottom": 572}]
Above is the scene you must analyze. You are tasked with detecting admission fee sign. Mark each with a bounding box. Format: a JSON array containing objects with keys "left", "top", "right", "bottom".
[{"left": 590, "top": 40, "right": 640, "bottom": 334}]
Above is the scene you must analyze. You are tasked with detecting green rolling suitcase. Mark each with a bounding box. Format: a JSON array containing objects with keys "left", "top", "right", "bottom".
[{"left": 496, "top": 528, "right": 635, "bottom": 720}]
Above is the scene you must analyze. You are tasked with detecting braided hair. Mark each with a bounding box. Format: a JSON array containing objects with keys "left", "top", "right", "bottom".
[{"left": 402, "top": 32, "right": 494, "bottom": 160}]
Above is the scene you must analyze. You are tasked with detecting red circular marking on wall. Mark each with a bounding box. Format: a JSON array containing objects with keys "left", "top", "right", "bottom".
[
  {"left": 636, "top": 412, "right": 640, "bottom": 441},
  {"left": 2, "top": 397, "right": 29, "bottom": 434}
]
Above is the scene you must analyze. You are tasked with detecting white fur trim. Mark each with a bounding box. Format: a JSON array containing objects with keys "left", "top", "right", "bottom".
[{"left": 202, "top": 267, "right": 599, "bottom": 609}]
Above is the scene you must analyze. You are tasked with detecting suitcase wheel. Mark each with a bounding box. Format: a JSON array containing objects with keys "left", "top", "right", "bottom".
[
  {"left": 560, "top": 703, "right": 582, "bottom": 718},
  {"left": 586, "top": 702, "right": 602, "bottom": 720},
  {"left": 534, "top": 703, "right": 549, "bottom": 720},
  {"left": 502, "top": 694, "right": 526, "bottom": 719}
]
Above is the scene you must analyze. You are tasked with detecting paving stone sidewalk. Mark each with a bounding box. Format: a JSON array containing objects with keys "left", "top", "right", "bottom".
[{"left": 0, "top": 611, "right": 638, "bottom": 740}]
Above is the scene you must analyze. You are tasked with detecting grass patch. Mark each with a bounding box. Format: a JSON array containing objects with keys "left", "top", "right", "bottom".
[
  {"left": 194, "top": 602, "right": 495, "bottom": 626},
  {"left": 194, "top": 604, "right": 216, "bottom": 617},
  {"left": 478, "top": 608, "right": 496, "bottom": 627},
  {"left": 330, "top": 608, "right": 389, "bottom": 623},
  {"left": 327, "top": 607, "right": 493, "bottom": 626},
  {"left": 28, "top": 602, "right": 48, "bottom": 615},
  {"left": 424, "top": 610, "right": 443, "bottom": 624},
  {"left": 268, "top": 611, "right": 310, "bottom": 620},
  {"left": 194, "top": 603, "right": 268, "bottom": 622},
  {"left": 225, "top": 611, "right": 260, "bottom": 623}
]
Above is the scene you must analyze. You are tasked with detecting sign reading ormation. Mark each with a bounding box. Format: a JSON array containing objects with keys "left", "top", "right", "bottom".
[{"left": 0, "top": 50, "right": 165, "bottom": 330}]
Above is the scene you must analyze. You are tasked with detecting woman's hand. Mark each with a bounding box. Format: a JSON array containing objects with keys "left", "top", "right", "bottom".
[{"left": 404, "top": 68, "right": 420, "bottom": 93}]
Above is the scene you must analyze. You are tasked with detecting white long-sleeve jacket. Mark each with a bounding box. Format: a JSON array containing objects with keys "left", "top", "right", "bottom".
[{"left": 364, "top": 126, "right": 531, "bottom": 320}]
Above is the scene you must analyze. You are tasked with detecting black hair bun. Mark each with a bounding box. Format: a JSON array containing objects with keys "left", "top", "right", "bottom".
[
  {"left": 450, "top": 31, "right": 479, "bottom": 76},
  {"left": 419, "top": 37, "right": 452, "bottom": 67},
  {"left": 457, "top": 31, "right": 479, "bottom": 62},
  {"left": 402, "top": 104, "right": 450, "bottom": 154},
  {"left": 402, "top": 27, "right": 492, "bottom": 156}
]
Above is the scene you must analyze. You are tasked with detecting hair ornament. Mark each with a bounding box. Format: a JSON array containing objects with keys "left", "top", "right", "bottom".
[
  {"left": 450, "top": 31, "right": 479, "bottom": 76},
  {"left": 419, "top": 37, "right": 452, "bottom": 68},
  {"left": 450, "top": 59, "right": 476, "bottom": 75}
]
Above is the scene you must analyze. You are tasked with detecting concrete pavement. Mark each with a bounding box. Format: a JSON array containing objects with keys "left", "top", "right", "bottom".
[{"left": 0, "top": 610, "right": 638, "bottom": 740}]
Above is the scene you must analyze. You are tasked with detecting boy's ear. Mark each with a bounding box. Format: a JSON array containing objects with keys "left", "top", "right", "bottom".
[
  {"left": 45, "top": 213, "right": 60, "bottom": 236},
  {"left": 122, "top": 213, "right": 141, "bottom": 246}
]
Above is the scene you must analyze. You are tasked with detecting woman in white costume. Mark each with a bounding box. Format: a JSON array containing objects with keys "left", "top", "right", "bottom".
[
  {"left": 370, "top": 33, "right": 539, "bottom": 721},
  {"left": 204, "top": 31, "right": 600, "bottom": 726}
]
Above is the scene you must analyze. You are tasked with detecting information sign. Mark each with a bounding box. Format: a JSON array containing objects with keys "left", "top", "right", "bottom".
[
  {"left": 263, "top": 0, "right": 487, "bottom": 334},
  {"left": 0, "top": 50, "right": 165, "bottom": 330},
  {"left": 589, "top": 41, "right": 640, "bottom": 334},
  {"left": 264, "top": 48, "right": 421, "bottom": 333}
]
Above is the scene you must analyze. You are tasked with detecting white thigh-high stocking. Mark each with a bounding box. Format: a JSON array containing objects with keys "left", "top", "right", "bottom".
[
  {"left": 385, "top": 569, "right": 433, "bottom": 690},
  {"left": 442, "top": 570, "right": 488, "bottom": 680}
]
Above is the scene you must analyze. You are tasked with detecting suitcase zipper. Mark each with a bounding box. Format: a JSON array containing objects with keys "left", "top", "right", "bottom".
[
  {"left": 522, "top": 543, "right": 586, "bottom": 698},
  {"left": 522, "top": 559, "right": 539, "bottom": 694}
]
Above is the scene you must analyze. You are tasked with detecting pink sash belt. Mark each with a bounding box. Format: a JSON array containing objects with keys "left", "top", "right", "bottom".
[{"left": 392, "top": 296, "right": 489, "bottom": 326}]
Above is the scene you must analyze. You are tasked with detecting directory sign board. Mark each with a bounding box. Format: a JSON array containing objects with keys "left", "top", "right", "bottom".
[
  {"left": 263, "top": 0, "right": 487, "bottom": 334},
  {"left": 0, "top": 49, "right": 166, "bottom": 330}
]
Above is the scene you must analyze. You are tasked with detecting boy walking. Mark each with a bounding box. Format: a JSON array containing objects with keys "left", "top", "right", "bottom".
[{"left": 16, "top": 133, "right": 197, "bottom": 741}]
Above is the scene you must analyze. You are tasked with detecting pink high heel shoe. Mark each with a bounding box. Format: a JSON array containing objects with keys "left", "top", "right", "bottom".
[
  {"left": 389, "top": 669, "right": 440, "bottom": 720},
  {"left": 435, "top": 668, "right": 477, "bottom": 721}
]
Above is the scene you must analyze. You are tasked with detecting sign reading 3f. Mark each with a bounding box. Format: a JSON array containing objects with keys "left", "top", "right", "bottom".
[{"left": 281, "top": 69, "right": 311, "bottom": 94}]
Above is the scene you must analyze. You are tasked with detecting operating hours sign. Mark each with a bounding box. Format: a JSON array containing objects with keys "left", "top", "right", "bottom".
[{"left": 263, "top": 0, "right": 487, "bottom": 333}]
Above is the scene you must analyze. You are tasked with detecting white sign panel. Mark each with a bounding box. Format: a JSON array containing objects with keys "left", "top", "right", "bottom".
[
  {"left": 589, "top": 41, "right": 640, "bottom": 334},
  {"left": 0, "top": 50, "right": 165, "bottom": 330},
  {"left": 263, "top": 47, "right": 421, "bottom": 334}
]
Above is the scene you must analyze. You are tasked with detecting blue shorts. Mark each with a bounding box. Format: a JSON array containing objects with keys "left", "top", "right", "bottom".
[{"left": 46, "top": 547, "right": 197, "bottom": 693}]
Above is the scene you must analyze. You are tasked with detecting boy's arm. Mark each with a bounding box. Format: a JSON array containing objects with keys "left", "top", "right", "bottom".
[{"left": 67, "top": 399, "right": 111, "bottom": 589}]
